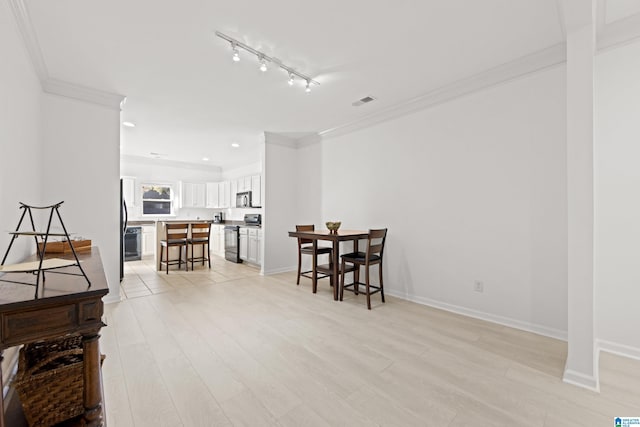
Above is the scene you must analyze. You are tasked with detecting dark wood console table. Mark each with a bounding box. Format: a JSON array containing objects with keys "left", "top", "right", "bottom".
[{"left": 0, "top": 247, "right": 109, "bottom": 427}]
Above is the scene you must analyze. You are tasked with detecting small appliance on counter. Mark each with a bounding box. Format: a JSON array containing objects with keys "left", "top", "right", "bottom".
[
  {"left": 213, "top": 212, "right": 224, "bottom": 223},
  {"left": 244, "top": 213, "right": 261, "bottom": 226}
]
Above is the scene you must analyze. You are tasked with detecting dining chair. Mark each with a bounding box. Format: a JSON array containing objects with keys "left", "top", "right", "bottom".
[
  {"left": 296, "top": 224, "right": 333, "bottom": 286},
  {"left": 339, "top": 228, "right": 388, "bottom": 309},
  {"left": 159, "top": 223, "right": 189, "bottom": 274},
  {"left": 187, "top": 222, "right": 211, "bottom": 271}
]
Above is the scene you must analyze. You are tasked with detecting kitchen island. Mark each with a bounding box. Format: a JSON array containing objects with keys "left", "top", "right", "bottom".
[{"left": 154, "top": 220, "right": 231, "bottom": 271}]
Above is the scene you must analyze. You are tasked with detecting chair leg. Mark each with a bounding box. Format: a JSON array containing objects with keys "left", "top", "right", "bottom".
[
  {"left": 339, "top": 259, "right": 345, "bottom": 301},
  {"left": 354, "top": 265, "right": 359, "bottom": 295},
  {"left": 379, "top": 263, "right": 385, "bottom": 303},
  {"left": 365, "top": 265, "right": 371, "bottom": 310},
  {"left": 207, "top": 243, "right": 211, "bottom": 269},
  {"left": 296, "top": 250, "right": 302, "bottom": 285},
  {"left": 191, "top": 244, "right": 194, "bottom": 271}
]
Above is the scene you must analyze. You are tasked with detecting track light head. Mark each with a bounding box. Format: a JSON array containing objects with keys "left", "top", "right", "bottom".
[
  {"left": 288, "top": 73, "right": 294, "bottom": 86},
  {"left": 259, "top": 56, "right": 267, "bottom": 72},
  {"left": 305, "top": 80, "right": 311, "bottom": 93},
  {"left": 231, "top": 42, "right": 240, "bottom": 62}
]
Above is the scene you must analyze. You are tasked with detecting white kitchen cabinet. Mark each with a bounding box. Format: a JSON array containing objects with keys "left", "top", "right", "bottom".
[
  {"left": 236, "top": 178, "right": 245, "bottom": 193},
  {"left": 219, "top": 181, "right": 230, "bottom": 208},
  {"left": 239, "top": 227, "right": 248, "bottom": 260},
  {"left": 122, "top": 176, "right": 136, "bottom": 207},
  {"left": 230, "top": 180, "right": 238, "bottom": 207},
  {"left": 206, "top": 182, "right": 219, "bottom": 208},
  {"left": 181, "top": 182, "right": 206, "bottom": 208},
  {"left": 247, "top": 227, "right": 262, "bottom": 265},
  {"left": 251, "top": 175, "right": 261, "bottom": 207},
  {"left": 211, "top": 224, "right": 225, "bottom": 256},
  {"left": 141, "top": 225, "right": 155, "bottom": 256}
]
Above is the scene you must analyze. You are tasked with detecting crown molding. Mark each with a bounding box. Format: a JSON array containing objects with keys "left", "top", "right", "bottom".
[
  {"left": 296, "top": 133, "right": 321, "bottom": 147},
  {"left": 43, "top": 79, "right": 124, "bottom": 110},
  {"left": 597, "top": 11, "right": 640, "bottom": 51},
  {"left": 263, "top": 132, "right": 298, "bottom": 148},
  {"left": 8, "top": 0, "right": 48, "bottom": 82},
  {"left": 8, "top": 0, "right": 125, "bottom": 110},
  {"left": 320, "top": 43, "right": 567, "bottom": 141}
]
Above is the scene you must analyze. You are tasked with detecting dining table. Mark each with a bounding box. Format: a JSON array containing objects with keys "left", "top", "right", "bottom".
[{"left": 288, "top": 229, "right": 369, "bottom": 300}]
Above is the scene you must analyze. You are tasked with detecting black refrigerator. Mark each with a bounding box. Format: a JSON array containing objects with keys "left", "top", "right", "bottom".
[{"left": 120, "top": 178, "right": 128, "bottom": 281}]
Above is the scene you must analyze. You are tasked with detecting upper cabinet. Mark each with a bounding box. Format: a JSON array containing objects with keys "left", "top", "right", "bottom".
[
  {"left": 122, "top": 177, "right": 136, "bottom": 207},
  {"left": 180, "top": 182, "right": 206, "bottom": 208},
  {"left": 251, "top": 175, "right": 261, "bottom": 207},
  {"left": 205, "top": 182, "right": 219, "bottom": 208},
  {"left": 205, "top": 181, "right": 231, "bottom": 208}
]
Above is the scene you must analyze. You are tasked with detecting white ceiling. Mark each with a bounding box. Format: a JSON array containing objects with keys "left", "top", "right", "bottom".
[{"left": 20, "top": 0, "right": 640, "bottom": 169}]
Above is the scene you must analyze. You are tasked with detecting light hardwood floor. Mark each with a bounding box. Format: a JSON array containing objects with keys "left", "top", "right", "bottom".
[{"left": 106, "top": 256, "right": 640, "bottom": 426}]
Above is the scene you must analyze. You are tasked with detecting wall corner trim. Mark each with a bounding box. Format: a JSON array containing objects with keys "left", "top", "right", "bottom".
[{"left": 43, "top": 79, "right": 125, "bottom": 110}]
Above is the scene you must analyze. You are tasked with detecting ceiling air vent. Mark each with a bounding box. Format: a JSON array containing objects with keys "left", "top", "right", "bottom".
[{"left": 352, "top": 96, "right": 376, "bottom": 107}]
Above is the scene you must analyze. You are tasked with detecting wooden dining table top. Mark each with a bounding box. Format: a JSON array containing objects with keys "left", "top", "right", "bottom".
[{"left": 287, "top": 229, "right": 369, "bottom": 240}]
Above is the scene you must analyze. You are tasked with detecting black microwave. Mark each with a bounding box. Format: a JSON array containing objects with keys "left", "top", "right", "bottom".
[{"left": 236, "top": 191, "right": 252, "bottom": 208}]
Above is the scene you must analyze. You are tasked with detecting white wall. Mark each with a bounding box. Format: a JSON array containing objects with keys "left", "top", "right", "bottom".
[
  {"left": 0, "top": 0, "right": 43, "bottom": 264},
  {"left": 41, "top": 94, "right": 121, "bottom": 301},
  {"left": 321, "top": 67, "right": 568, "bottom": 337},
  {"left": 263, "top": 142, "right": 299, "bottom": 274},
  {"left": 595, "top": 39, "right": 640, "bottom": 355},
  {"left": 0, "top": 0, "right": 45, "bottom": 386}
]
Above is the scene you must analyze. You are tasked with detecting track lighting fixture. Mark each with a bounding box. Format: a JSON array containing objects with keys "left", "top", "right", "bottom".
[{"left": 216, "top": 31, "right": 319, "bottom": 92}]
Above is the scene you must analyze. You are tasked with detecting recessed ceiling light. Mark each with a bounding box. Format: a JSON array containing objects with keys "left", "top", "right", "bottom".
[
  {"left": 202, "top": 157, "right": 209, "bottom": 161},
  {"left": 231, "top": 143, "right": 240, "bottom": 148},
  {"left": 122, "top": 121, "right": 136, "bottom": 128}
]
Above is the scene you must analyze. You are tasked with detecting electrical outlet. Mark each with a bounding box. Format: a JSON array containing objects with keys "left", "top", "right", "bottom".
[{"left": 474, "top": 280, "right": 484, "bottom": 293}]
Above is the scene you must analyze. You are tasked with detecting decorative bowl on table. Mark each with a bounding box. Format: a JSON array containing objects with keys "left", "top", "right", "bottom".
[{"left": 326, "top": 221, "right": 341, "bottom": 233}]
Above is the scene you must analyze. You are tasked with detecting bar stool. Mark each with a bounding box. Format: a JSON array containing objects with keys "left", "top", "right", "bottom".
[
  {"left": 187, "top": 222, "right": 211, "bottom": 270},
  {"left": 339, "top": 228, "right": 388, "bottom": 309},
  {"left": 159, "top": 223, "right": 189, "bottom": 274},
  {"left": 296, "top": 224, "right": 332, "bottom": 286}
]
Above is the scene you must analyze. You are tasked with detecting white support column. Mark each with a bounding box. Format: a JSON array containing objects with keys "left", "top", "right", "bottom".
[{"left": 561, "top": 0, "right": 598, "bottom": 391}]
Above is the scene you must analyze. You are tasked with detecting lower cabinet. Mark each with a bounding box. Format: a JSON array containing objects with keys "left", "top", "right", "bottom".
[
  {"left": 211, "top": 224, "right": 225, "bottom": 256},
  {"left": 239, "top": 228, "right": 248, "bottom": 261},
  {"left": 141, "top": 225, "right": 155, "bottom": 256},
  {"left": 247, "top": 228, "right": 261, "bottom": 265},
  {"left": 239, "top": 227, "right": 261, "bottom": 265}
]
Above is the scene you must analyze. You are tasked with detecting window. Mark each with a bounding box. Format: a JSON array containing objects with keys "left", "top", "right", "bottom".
[{"left": 141, "top": 184, "right": 173, "bottom": 215}]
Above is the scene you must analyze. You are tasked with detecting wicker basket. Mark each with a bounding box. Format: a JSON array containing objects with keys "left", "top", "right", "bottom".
[{"left": 14, "top": 335, "right": 102, "bottom": 427}]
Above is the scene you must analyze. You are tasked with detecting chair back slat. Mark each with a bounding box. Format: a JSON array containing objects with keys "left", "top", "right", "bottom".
[
  {"left": 296, "top": 224, "right": 314, "bottom": 245},
  {"left": 166, "top": 223, "right": 189, "bottom": 240},
  {"left": 366, "top": 228, "right": 387, "bottom": 261},
  {"left": 190, "top": 223, "right": 211, "bottom": 240}
]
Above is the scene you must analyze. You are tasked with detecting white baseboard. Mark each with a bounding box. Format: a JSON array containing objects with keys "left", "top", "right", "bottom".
[
  {"left": 563, "top": 368, "right": 600, "bottom": 392},
  {"left": 597, "top": 339, "right": 640, "bottom": 361},
  {"left": 103, "top": 293, "right": 122, "bottom": 304},
  {"left": 385, "top": 289, "right": 568, "bottom": 341},
  {"left": 263, "top": 266, "right": 296, "bottom": 275}
]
